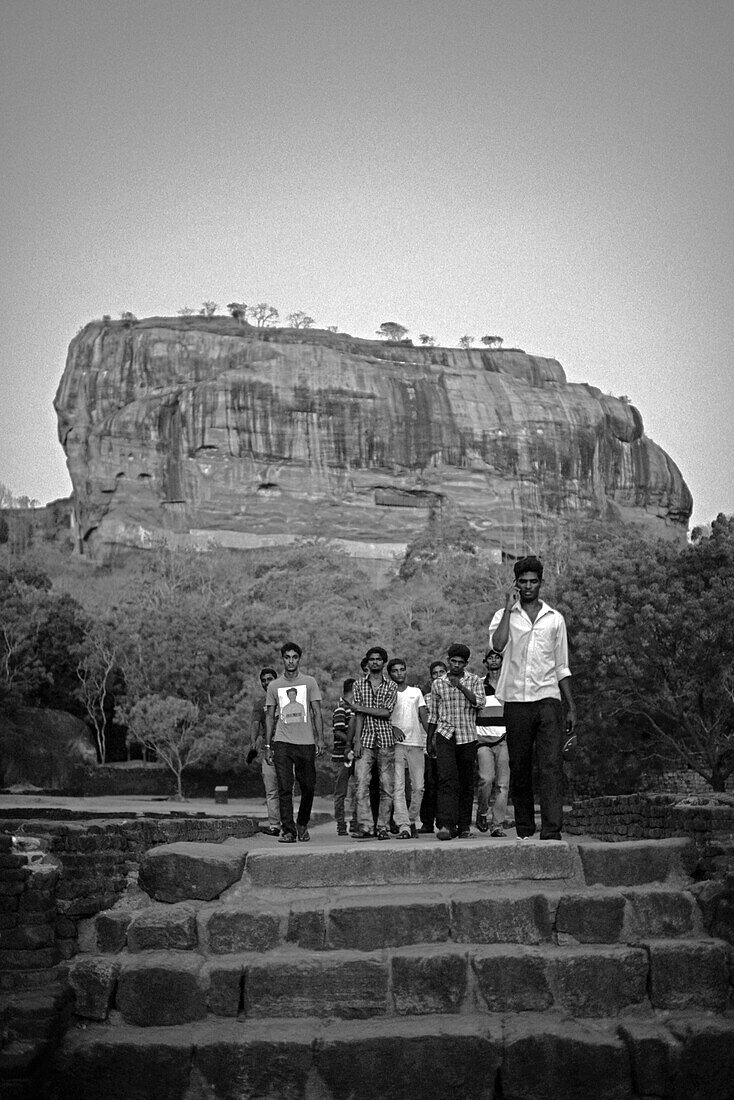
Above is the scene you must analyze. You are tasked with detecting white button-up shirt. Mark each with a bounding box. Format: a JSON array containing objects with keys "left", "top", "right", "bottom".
[{"left": 488, "top": 601, "right": 571, "bottom": 704}]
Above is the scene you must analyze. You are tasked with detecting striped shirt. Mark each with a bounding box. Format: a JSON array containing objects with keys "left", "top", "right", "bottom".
[
  {"left": 331, "top": 697, "right": 352, "bottom": 761},
  {"left": 352, "top": 674, "right": 398, "bottom": 750},
  {"left": 428, "top": 672, "right": 485, "bottom": 745}
]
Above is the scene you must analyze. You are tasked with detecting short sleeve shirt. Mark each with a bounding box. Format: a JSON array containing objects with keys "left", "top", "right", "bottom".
[{"left": 266, "top": 674, "right": 322, "bottom": 745}]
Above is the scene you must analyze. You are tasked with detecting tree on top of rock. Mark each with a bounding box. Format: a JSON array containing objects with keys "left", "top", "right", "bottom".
[
  {"left": 227, "top": 302, "right": 247, "bottom": 323},
  {"left": 287, "top": 311, "right": 315, "bottom": 329},
  {"left": 376, "top": 321, "right": 408, "bottom": 342},
  {"left": 481, "top": 335, "right": 504, "bottom": 348},
  {"left": 418, "top": 334, "right": 436, "bottom": 346},
  {"left": 248, "top": 303, "right": 279, "bottom": 327},
  {"left": 458, "top": 335, "right": 475, "bottom": 349}
]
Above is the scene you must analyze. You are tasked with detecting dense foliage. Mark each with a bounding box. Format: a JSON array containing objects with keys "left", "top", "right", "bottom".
[{"left": 1, "top": 515, "right": 732, "bottom": 796}]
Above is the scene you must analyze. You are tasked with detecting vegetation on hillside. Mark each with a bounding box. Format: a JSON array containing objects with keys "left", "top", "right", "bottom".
[{"left": 1, "top": 515, "right": 732, "bottom": 797}]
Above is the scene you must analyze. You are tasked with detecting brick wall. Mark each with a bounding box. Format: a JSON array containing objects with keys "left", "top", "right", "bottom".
[{"left": 567, "top": 793, "right": 734, "bottom": 846}]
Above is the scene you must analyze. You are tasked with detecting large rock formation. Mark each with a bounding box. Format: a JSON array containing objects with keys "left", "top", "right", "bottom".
[{"left": 54, "top": 317, "right": 691, "bottom": 562}]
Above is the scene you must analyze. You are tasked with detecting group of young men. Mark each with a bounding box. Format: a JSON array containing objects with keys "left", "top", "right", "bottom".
[{"left": 248, "top": 556, "right": 576, "bottom": 843}]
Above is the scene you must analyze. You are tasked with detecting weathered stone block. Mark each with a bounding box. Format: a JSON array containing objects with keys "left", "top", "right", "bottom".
[
  {"left": 0, "top": 947, "right": 58, "bottom": 969},
  {"left": 617, "top": 1020, "right": 681, "bottom": 1098},
  {"left": 286, "top": 903, "right": 326, "bottom": 949},
  {"left": 1, "top": 923, "right": 55, "bottom": 950},
  {"left": 95, "top": 910, "right": 133, "bottom": 953},
  {"left": 667, "top": 1016, "right": 734, "bottom": 1100},
  {"left": 391, "top": 949, "right": 467, "bottom": 1014},
  {"left": 555, "top": 892, "right": 626, "bottom": 942},
  {"left": 578, "top": 838, "right": 696, "bottom": 887},
  {"left": 117, "top": 952, "right": 206, "bottom": 1026},
  {"left": 204, "top": 907, "right": 280, "bottom": 953},
  {"left": 127, "top": 904, "right": 198, "bottom": 952},
  {"left": 546, "top": 945, "right": 648, "bottom": 1017},
  {"left": 452, "top": 891, "right": 553, "bottom": 945},
  {"left": 328, "top": 898, "right": 450, "bottom": 951},
  {"left": 502, "top": 1015, "right": 632, "bottom": 1100},
  {"left": 192, "top": 1024, "right": 315, "bottom": 1100},
  {"left": 245, "top": 953, "right": 388, "bottom": 1019},
  {"left": 622, "top": 887, "right": 698, "bottom": 938},
  {"left": 138, "top": 841, "right": 248, "bottom": 902},
  {"left": 472, "top": 945, "right": 552, "bottom": 1012},
  {"left": 317, "top": 1016, "right": 502, "bottom": 1100},
  {"left": 68, "top": 955, "right": 119, "bottom": 1021},
  {"left": 53, "top": 1027, "right": 194, "bottom": 1100},
  {"left": 202, "top": 957, "right": 243, "bottom": 1016},
  {"left": 645, "top": 938, "right": 729, "bottom": 1011}
]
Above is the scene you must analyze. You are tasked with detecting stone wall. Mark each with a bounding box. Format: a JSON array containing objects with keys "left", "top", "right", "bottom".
[{"left": 567, "top": 793, "right": 734, "bottom": 849}]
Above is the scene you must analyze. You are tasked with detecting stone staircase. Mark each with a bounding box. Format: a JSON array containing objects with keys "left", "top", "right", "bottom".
[{"left": 54, "top": 833, "right": 734, "bottom": 1100}]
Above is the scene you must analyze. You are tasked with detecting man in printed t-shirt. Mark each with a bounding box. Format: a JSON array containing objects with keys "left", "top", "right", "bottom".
[
  {"left": 264, "top": 642, "right": 324, "bottom": 843},
  {"left": 387, "top": 658, "right": 428, "bottom": 838}
]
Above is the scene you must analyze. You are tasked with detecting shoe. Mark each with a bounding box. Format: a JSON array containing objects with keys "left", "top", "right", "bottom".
[
  {"left": 490, "top": 827, "right": 507, "bottom": 838},
  {"left": 376, "top": 827, "right": 390, "bottom": 841},
  {"left": 476, "top": 814, "right": 489, "bottom": 833},
  {"left": 517, "top": 834, "right": 533, "bottom": 841},
  {"left": 258, "top": 823, "right": 280, "bottom": 836},
  {"left": 540, "top": 833, "right": 562, "bottom": 841},
  {"left": 410, "top": 824, "right": 419, "bottom": 838},
  {"left": 337, "top": 824, "right": 347, "bottom": 836},
  {"left": 398, "top": 828, "right": 411, "bottom": 839},
  {"left": 278, "top": 832, "right": 296, "bottom": 843},
  {"left": 458, "top": 829, "right": 472, "bottom": 839},
  {"left": 296, "top": 825, "right": 310, "bottom": 842},
  {"left": 436, "top": 826, "right": 454, "bottom": 841},
  {"left": 418, "top": 825, "right": 434, "bottom": 834},
  {"left": 354, "top": 827, "right": 373, "bottom": 840},
  {"left": 389, "top": 819, "right": 399, "bottom": 834}
]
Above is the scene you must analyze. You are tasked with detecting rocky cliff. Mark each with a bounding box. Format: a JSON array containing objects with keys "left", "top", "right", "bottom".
[{"left": 54, "top": 318, "right": 692, "bottom": 562}]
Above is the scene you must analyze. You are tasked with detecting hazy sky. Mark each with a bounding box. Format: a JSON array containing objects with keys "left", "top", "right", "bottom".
[{"left": 1, "top": 0, "right": 731, "bottom": 528}]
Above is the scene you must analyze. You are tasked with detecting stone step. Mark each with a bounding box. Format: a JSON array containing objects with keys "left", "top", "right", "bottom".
[
  {"left": 94, "top": 882, "right": 707, "bottom": 957},
  {"left": 69, "top": 937, "right": 731, "bottom": 1027},
  {"left": 50, "top": 1011, "right": 734, "bottom": 1100},
  {"left": 137, "top": 835, "right": 697, "bottom": 900}
]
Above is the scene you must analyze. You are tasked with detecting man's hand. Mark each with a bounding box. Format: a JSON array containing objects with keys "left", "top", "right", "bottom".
[
  {"left": 505, "top": 582, "right": 520, "bottom": 610},
  {"left": 353, "top": 736, "right": 362, "bottom": 759},
  {"left": 315, "top": 740, "right": 324, "bottom": 757},
  {"left": 426, "top": 731, "right": 437, "bottom": 759},
  {"left": 264, "top": 745, "right": 273, "bottom": 766},
  {"left": 392, "top": 725, "right": 406, "bottom": 743},
  {"left": 565, "top": 707, "right": 577, "bottom": 734}
]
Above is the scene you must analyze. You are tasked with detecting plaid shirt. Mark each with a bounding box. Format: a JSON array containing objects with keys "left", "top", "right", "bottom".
[
  {"left": 428, "top": 671, "right": 485, "bottom": 745},
  {"left": 352, "top": 674, "right": 398, "bottom": 750}
]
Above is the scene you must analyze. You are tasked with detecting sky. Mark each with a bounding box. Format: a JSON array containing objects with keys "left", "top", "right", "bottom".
[{"left": 1, "top": 0, "right": 731, "bottom": 529}]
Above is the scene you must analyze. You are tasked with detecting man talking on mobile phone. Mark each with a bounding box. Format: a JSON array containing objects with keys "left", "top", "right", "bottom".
[{"left": 488, "top": 556, "right": 576, "bottom": 841}]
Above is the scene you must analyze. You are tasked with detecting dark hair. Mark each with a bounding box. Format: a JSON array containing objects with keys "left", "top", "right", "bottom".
[
  {"left": 360, "top": 657, "right": 369, "bottom": 671},
  {"left": 259, "top": 666, "right": 277, "bottom": 679},
  {"left": 365, "top": 646, "right": 388, "bottom": 663},
  {"left": 513, "top": 555, "right": 543, "bottom": 581},
  {"left": 447, "top": 643, "right": 470, "bottom": 661},
  {"left": 386, "top": 658, "right": 406, "bottom": 674},
  {"left": 343, "top": 678, "right": 356, "bottom": 693},
  {"left": 483, "top": 650, "right": 502, "bottom": 662},
  {"left": 429, "top": 660, "right": 447, "bottom": 675},
  {"left": 280, "top": 641, "right": 302, "bottom": 657}
]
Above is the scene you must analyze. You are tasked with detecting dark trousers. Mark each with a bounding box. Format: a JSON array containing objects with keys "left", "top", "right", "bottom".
[
  {"left": 420, "top": 754, "right": 438, "bottom": 828},
  {"left": 504, "top": 698, "right": 564, "bottom": 839},
  {"left": 274, "top": 742, "right": 316, "bottom": 837},
  {"left": 436, "top": 735, "right": 478, "bottom": 833}
]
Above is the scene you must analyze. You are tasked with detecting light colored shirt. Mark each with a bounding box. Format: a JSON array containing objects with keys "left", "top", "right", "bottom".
[
  {"left": 391, "top": 686, "right": 426, "bottom": 748},
  {"left": 266, "top": 674, "right": 322, "bottom": 745},
  {"left": 488, "top": 601, "right": 571, "bottom": 704},
  {"left": 428, "top": 672, "right": 485, "bottom": 745}
]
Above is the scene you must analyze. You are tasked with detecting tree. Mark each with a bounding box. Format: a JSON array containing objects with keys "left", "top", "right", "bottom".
[
  {"left": 120, "top": 311, "right": 138, "bottom": 326},
  {"left": 123, "top": 694, "right": 207, "bottom": 800},
  {"left": 480, "top": 335, "right": 503, "bottom": 348},
  {"left": 376, "top": 322, "right": 408, "bottom": 342},
  {"left": 178, "top": 306, "right": 195, "bottom": 317},
  {"left": 287, "top": 311, "right": 315, "bottom": 329},
  {"left": 247, "top": 303, "right": 279, "bottom": 327},
  {"left": 418, "top": 334, "right": 436, "bottom": 346},
  {"left": 199, "top": 301, "right": 218, "bottom": 317},
  {"left": 458, "top": 335, "right": 475, "bottom": 349},
  {"left": 227, "top": 302, "right": 247, "bottom": 323},
  {"left": 75, "top": 625, "right": 118, "bottom": 763}
]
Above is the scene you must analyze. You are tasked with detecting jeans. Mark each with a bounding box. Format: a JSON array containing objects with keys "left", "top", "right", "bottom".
[
  {"left": 504, "top": 698, "right": 564, "bottom": 839},
  {"left": 355, "top": 745, "right": 394, "bottom": 831},
  {"left": 393, "top": 744, "right": 425, "bottom": 829},
  {"left": 420, "top": 753, "right": 438, "bottom": 829},
  {"left": 273, "top": 742, "right": 316, "bottom": 837},
  {"left": 261, "top": 756, "right": 281, "bottom": 828},
  {"left": 476, "top": 740, "right": 510, "bottom": 825},
  {"left": 435, "top": 735, "right": 478, "bottom": 834},
  {"left": 332, "top": 758, "right": 356, "bottom": 827}
]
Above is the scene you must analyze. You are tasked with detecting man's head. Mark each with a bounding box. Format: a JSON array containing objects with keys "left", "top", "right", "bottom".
[
  {"left": 429, "top": 660, "right": 448, "bottom": 680},
  {"left": 447, "top": 643, "right": 470, "bottom": 676},
  {"left": 286, "top": 687, "right": 298, "bottom": 700},
  {"left": 280, "top": 642, "right": 302, "bottom": 674},
  {"left": 386, "top": 658, "right": 407, "bottom": 685},
  {"left": 513, "top": 556, "right": 543, "bottom": 603},
  {"left": 342, "top": 677, "right": 356, "bottom": 702},
  {"left": 364, "top": 646, "right": 388, "bottom": 673},
  {"left": 483, "top": 649, "right": 502, "bottom": 673},
  {"left": 259, "top": 667, "right": 277, "bottom": 691}
]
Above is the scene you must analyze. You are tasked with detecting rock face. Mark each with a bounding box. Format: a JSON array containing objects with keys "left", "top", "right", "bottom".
[{"left": 54, "top": 318, "right": 692, "bottom": 562}]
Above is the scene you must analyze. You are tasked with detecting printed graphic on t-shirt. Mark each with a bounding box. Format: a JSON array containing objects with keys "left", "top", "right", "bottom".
[{"left": 279, "top": 686, "right": 307, "bottom": 726}]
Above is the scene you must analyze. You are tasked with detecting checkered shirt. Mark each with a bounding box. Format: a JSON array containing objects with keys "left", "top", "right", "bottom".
[
  {"left": 351, "top": 674, "right": 398, "bottom": 750},
  {"left": 428, "top": 672, "right": 485, "bottom": 744}
]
